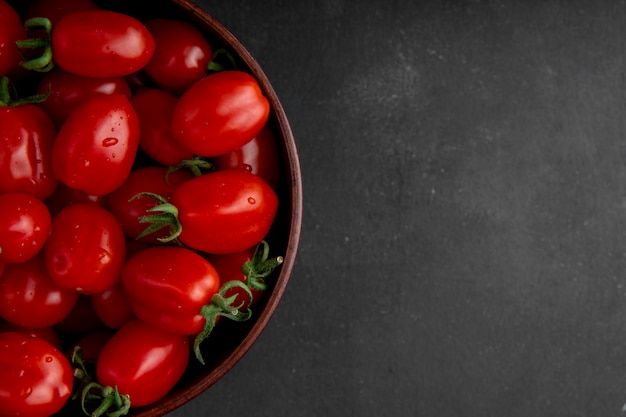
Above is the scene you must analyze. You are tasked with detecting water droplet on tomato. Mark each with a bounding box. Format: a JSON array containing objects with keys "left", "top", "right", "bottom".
[
  {"left": 248, "top": 197, "right": 256, "bottom": 205},
  {"left": 102, "top": 137, "right": 118, "bottom": 147},
  {"left": 45, "top": 356, "right": 53, "bottom": 363}
]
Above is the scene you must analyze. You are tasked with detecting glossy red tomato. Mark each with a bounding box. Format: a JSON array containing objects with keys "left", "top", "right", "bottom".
[
  {"left": 131, "top": 88, "right": 194, "bottom": 166},
  {"left": 51, "top": 94, "right": 140, "bottom": 196},
  {"left": 52, "top": 10, "right": 155, "bottom": 77},
  {"left": 0, "top": 254, "right": 79, "bottom": 330},
  {"left": 122, "top": 246, "right": 220, "bottom": 335},
  {"left": 25, "top": 0, "right": 100, "bottom": 26},
  {"left": 108, "top": 166, "right": 193, "bottom": 243},
  {"left": 0, "top": 193, "right": 51, "bottom": 264},
  {"left": 96, "top": 319, "right": 189, "bottom": 407},
  {"left": 171, "top": 70, "right": 270, "bottom": 157},
  {"left": 213, "top": 124, "right": 281, "bottom": 189},
  {"left": 0, "top": 332, "right": 73, "bottom": 417},
  {"left": 37, "top": 68, "right": 132, "bottom": 126},
  {"left": 143, "top": 18, "right": 213, "bottom": 94},
  {"left": 0, "top": 1, "right": 25, "bottom": 76},
  {"left": 170, "top": 170, "right": 278, "bottom": 254},
  {"left": 90, "top": 283, "right": 135, "bottom": 329},
  {"left": 0, "top": 104, "right": 58, "bottom": 200},
  {"left": 45, "top": 203, "right": 126, "bottom": 294}
]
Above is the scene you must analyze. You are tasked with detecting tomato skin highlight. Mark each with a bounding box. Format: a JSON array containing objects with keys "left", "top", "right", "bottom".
[
  {"left": 0, "top": 332, "right": 73, "bottom": 417},
  {"left": 0, "top": 193, "right": 51, "bottom": 264},
  {"left": 173, "top": 170, "right": 279, "bottom": 254},
  {"left": 171, "top": 70, "right": 270, "bottom": 157},
  {"left": 122, "top": 246, "right": 220, "bottom": 335},
  {"left": 0, "top": 105, "right": 58, "bottom": 200},
  {"left": 44, "top": 203, "right": 126, "bottom": 295},
  {"left": 52, "top": 10, "right": 156, "bottom": 77},
  {"left": 0, "top": 254, "right": 79, "bottom": 329},
  {"left": 51, "top": 94, "right": 140, "bottom": 196},
  {"left": 96, "top": 319, "right": 189, "bottom": 407}
]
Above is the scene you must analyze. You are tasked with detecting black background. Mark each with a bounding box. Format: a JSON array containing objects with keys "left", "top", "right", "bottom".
[{"left": 171, "top": 1, "right": 626, "bottom": 416}]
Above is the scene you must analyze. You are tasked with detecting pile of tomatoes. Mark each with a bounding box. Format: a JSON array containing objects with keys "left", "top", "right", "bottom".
[{"left": 0, "top": 0, "right": 285, "bottom": 415}]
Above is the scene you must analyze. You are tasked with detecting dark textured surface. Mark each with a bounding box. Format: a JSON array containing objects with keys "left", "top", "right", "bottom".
[{"left": 170, "top": 1, "right": 626, "bottom": 416}]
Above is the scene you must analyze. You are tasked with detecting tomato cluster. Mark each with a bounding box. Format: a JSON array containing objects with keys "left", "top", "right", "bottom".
[{"left": 0, "top": 1, "right": 285, "bottom": 416}]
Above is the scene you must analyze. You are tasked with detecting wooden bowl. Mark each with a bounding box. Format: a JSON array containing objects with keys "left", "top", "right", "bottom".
[{"left": 8, "top": 0, "right": 302, "bottom": 415}]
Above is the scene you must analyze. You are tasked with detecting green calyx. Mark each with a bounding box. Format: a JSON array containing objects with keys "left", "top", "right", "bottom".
[
  {"left": 81, "top": 383, "right": 131, "bottom": 417},
  {"left": 242, "top": 240, "right": 284, "bottom": 291},
  {"left": 16, "top": 17, "right": 54, "bottom": 73},
  {"left": 0, "top": 76, "right": 50, "bottom": 107},
  {"left": 207, "top": 48, "right": 237, "bottom": 73},
  {"left": 130, "top": 192, "right": 182, "bottom": 243},
  {"left": 166, "top": 156, "right": 213, "bottom": 181}
]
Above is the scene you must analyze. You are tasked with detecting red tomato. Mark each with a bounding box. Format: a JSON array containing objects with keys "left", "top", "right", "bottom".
[
  {"left": 96, "top": 319, "right": 189, "bottom": 407},
  {"left": 171, "top": 170, "right": 278, "bottom": 254},
  {"left": 44, "top": 182, "right": 108, "bottom": 217},
  {"left": 52, "top": 10, "right": 155, "bottom": 77},
  {"left": 122, "top": 246, "right": 220, "bottom": 335},
  {"left": 51, "top": 94, "right": 140, "bottom": 196},
  {"left": 107, "top": 166, "right": 193, "bottom": 243},
  {"left": 0, "top": 254, "right": 79, "bottom": 329},
  {"left": 54, "top": 294, "right": 105, "bottom": 335},
  {"left": 0, "top": 193, "right": 51, "bottom": 264},
  {"left": 45, "top": 203, "right": 126, "bottom": 294},
  {"left": 213, "top": 124, "right": 281, "bottom": 189},
  {"left": 25, "top": 0, "right": 100, "bottom": 26},
  {"left": 171, "top": 70, "right": 270, "bottom": 157},
  {"left": 143, "top": 18, "right": 213, "bottom": 94},
  {"left": 132, "top": 88, "right": 194, "bottom": 166},
  {"left": 0, "top": 332, "right": 73, "bottom": 417},
  {"left": 0, "top": 1, "right": 25, "bottom": 76},
  {"left": 90, "top": 283, "right": 135, "bottom": 329},
  {"left": 0, "top": 321, "right": 63, "bottom": 350},
  {"left": 37, "top": 68, "right": 132, "bottom": 126},
  {"left": 0, "top": 104, "right": 58, "bottom": 200}
]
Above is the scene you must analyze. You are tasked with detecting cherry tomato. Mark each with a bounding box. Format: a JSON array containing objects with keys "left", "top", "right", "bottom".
[
  {"left": 0, "top": 193, "right": 51, "bottom": 264},
  {"left": 36, "top": 68, "right": 132, "bottom": 126},
  {"left": 0, "top": 254, "right": 79, "bottom": 329},
  {"left": 171, "top": 70, "right": 270, "bottom": 157},
  {"left": 54, "top": 294, "right": 105, "bottom": 335},
  {"left": 171, "top": 170, "right": 278, "bottom": 254},
  {"left": 122, "top": 246, "right": 220, "bottom": 335},
  {"left": 0, "top": 332, "right": 73, "bottom": 417},
  {"left": 0, "top": 104, "right": 58, "bottom": 200},
  {"left": 0, "top": 321, "right": 62, "bottom": 350},
  {"left": 143, "top": 18, "right": 213, "bottom": 94},
  {"left": 131, "top": 87, "right": 194, "bottom": 166},
  {"left": 51, "top": 94, "right": 140, "bottom": 196},
  {"left": 90, "top": 283, "right": 135, "bottom": 329},
  {"left": 108, "top": 166, "right": 193, "bottom": 243},
  {"left": 25, "top": 0, "right": 100, "bottom": 27},
  {"left": 44, "top": 182, "right": 108, "bottom": 217},
  {"left": 0, "top": 1, "right": 25, "bottom": 76},
  {"left": 52, "top": 10, "right": 155, "bottom": 77},
  {"left": 213, "top": 124, "right": 281, "bottom": 189},
  {"left": 96, "top": 319, "right": 189, "bottom": 407},
  {"left": 45, "top": 203, "right": 126, "bottom": 294}
]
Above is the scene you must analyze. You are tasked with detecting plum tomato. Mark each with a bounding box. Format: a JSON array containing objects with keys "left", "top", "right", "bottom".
[
  {"left": 0, "top": 193, "right": 51, "bottom": 264},
  {"left": 0, "top": 332, "right": 73, "bottom": 417},
  {"left": 0, "top": 1, "right": 25, "bottom": 76},
  {"left": 52, "top": 10, "right": 155, "bottom": 77},
  {"left": 0, "top": 104, "right": 58, "bottom": 200},
  {"left": 143, "top": 18, "right": 213, "bottom": 94},
  {"left": 96, "top": 319, "right": 189, "bottom": 407},
  {"left": 107, "top": 166, "right": 193, "bottom": 243},
  {"left": 44, "top": 203, "right": 126, "bottom": 294},
  {"left": 0, "top": 254, "right": 79, "bottom": 329},
  {"left": 121, "top": 246, "right": 220, "bottom": 335},
  {"left": 90, "top": 283, "right": 135, "bottom": 329},
  {"left": 131, "top": 87, "right": 194, "bottom": 166},
  {"left": 171, "top": 70, "right": 270, "bottom": 157},
  {"left": 36, "top": 68, "right": 132, "bottom": 126},
  {"left": 51, "top": 94, "right": 140, "bottom": 196}
]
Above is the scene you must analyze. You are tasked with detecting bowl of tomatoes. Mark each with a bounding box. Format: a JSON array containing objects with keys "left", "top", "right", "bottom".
[{"left": 0, "top": 0, "right": 302, "bottom": 416}]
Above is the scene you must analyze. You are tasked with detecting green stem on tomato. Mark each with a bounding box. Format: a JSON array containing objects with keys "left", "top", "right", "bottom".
[
  {"left": 166, "top": 155, "right": 213, "bottom": 180},
  {"left": 193, "top": 280, "right": 254, "bottom": 365},
  {"left": 130, "top": 192, "right": 182, "bottom": 243},
  {"left": 81, "top": 382, "right": 131, "bottom": 417},
  {"left": 0, "top": 76, "right": 50, "bottom": 107},
  {"left": 16, "top": 17, "right": 55, "bottom": 72},
  {"left": 242, "top": 240, "right": 284, "bottom": 291},
  {"left": 207, "top": 48, "right": 237, "bottom": 73}
]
